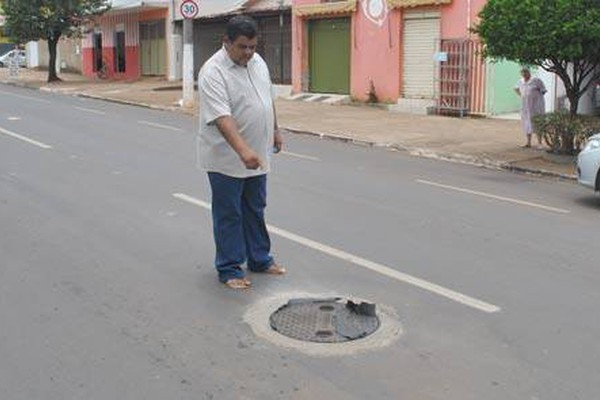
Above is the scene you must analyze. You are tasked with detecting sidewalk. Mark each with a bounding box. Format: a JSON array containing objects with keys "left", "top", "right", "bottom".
[{"left": 1, "top": 68, "right": 577, "bottom": 179}]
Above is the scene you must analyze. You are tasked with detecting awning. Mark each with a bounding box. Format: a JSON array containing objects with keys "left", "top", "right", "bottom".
[
  {"left": 246, "top": 0, "right": 292, "bottom": 13},
  {"left": 387, "top": 0, "right": 451, "bottom": 8},
  {"left": 293, "top": 0, "right": 357, "bottom": 18},
  {"left": 110, "top": 0, "right": 168, "bottom": 10}
]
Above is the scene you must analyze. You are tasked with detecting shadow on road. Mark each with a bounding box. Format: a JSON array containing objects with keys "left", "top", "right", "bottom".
[{"left": 574, "top": 195, "right": 600, "bottom": 210}]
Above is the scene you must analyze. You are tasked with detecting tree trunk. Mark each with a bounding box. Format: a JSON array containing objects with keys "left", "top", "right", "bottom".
[
  {"left": 47, "top": 37, "right": 61, "bottom": 83},
  {"left": 560, "top": 90, "right": 582, "bottom": 154}
]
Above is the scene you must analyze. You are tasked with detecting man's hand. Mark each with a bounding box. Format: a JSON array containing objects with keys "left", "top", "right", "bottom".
[
  {"left": 274, "top": 129, "right": 284, "bottom": 154},
  {"left": 240, "top": 148, "right": 264, "bottom": 170}
]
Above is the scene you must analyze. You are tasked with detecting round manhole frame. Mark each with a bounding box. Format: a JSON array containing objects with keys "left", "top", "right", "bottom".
[{"left": 243, "top": 292, "right": 403, "bottom": 357}]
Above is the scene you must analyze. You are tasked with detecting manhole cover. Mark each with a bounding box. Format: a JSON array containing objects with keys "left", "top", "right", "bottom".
[{"left": 269, "top": 298, "right": 380, "bottom": 343}]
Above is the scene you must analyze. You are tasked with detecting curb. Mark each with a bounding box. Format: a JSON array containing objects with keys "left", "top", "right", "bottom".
[
  {"left": 1, "top": 80, "right": 577, "bottom": 181},
  {"left": 284, "top": 127, "right": 577, "bottom": 181},
  {"left": 74, "top": 92, "right": 183, "bottom": 113}
]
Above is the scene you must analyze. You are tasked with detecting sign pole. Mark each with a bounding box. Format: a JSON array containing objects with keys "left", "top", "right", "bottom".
[{"left": 181, "top": 0, "right": 199, "bottom": 109}]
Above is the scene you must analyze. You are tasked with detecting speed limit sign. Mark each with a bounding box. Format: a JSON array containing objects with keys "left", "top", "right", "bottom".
[{"left": 180, "top": 0, "right": 199, "bottom": 19}]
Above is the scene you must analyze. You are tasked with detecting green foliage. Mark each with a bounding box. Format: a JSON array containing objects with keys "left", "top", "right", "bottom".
[
  {"left": 475, "top": 0, "right": 600, "bottom": 65},
  {"left": 533, "top": 111, "right": 600, "bottom": 153},
  {"left": 3, "top": 0, "right": 110, "bottom": 43},
  {"left": 473, "top": 0, "right": 600, "bottom": 114},
  {"left": 3, "top": 0, "right": 109, "bottom": 81}
]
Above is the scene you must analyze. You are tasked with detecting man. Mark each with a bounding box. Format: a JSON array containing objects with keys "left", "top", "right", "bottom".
[
  {"left": 514, "top": 67, "right": 547, "bottom": 148},
  {"left": 197, "top": 15, "right": 285, "bottom": 289}
]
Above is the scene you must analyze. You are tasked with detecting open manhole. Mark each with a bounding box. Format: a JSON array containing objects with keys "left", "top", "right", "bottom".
[{"left": 269, "top": 298, "right": 380, "bottom": 343}]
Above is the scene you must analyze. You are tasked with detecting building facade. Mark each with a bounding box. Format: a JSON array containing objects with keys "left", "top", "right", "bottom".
[
  {"left": 291, "top": 0, "right": 523, "bottom": 115},
  {"left": 82, "top": 1, "right": 170, "bottom": 80}
]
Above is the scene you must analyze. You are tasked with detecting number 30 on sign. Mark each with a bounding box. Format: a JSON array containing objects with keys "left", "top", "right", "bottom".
[{"left": 180, "top": 0, "right": 199, "bottom": 19}]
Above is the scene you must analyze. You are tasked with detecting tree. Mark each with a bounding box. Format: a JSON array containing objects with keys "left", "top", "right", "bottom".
[
  {"left": 473, "top": 0, "right": 600, "bottom": 117},
  {"left": 3, "top": 0, "right": 109, "bottom": 82}
]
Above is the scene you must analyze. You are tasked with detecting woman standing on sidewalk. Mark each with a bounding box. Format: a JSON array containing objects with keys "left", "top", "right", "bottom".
[{"left": 514, "top": 67, "right": 547, "bottom": 148}]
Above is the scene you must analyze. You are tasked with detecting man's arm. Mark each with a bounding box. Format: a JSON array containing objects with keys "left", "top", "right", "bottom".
[{"left": 215, "top": 116, "right": 264, "bottom": 170}]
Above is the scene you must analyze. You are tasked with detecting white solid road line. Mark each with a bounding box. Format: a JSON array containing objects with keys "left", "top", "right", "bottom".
[
  {"left": 0, "top": 126, "right": 53, "bottom": 149},
  {"left": 75, "top": 106, "right": 106, "bottom": 115},
  {"left": 138, "top": 120, "right": 183, "bottom": 132},
  {"left": 0, "top": 91, "right": 52, "bottom": 104},
  {"left": 173, "top": 192, "right": 501, "bottom": 314},
  {"left": 280, "top": 150, "right": 320, "bottom": 161},
  {"left": 416, "top": 179, "right": 571, "bottom": 214}
]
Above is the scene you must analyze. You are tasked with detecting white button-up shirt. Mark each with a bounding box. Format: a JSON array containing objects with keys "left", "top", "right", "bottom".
[{"left": 197, "top": 47, "right": 274, "bottom": 178}]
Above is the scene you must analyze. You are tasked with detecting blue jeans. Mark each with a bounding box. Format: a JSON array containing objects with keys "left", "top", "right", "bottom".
[{"left": 207, "top": 172, "right": 274, "bottom": 282}]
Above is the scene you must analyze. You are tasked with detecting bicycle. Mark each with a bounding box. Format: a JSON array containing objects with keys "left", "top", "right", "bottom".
[{"left": 96, "top": 56, "right": 113, "bottom": 80}]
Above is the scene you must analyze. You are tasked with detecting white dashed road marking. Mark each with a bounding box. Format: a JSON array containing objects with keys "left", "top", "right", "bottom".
[
  {"left": 416, "top": 179, "right": 571, "bottom": 214},
  {"left": 138, "top": 120, "right": 183, "bottom": 132},
  {"left": 281, "top": 151, "right": 320, "bottom": 161},
  {"left": 173, "top": 192, "right": 501, "bottom": 314},
  {"left": 0, "top": 125, "right": 53, "bottom": 149},
  {"left": 75, "top": 106, "right": 106, "bottom": 115}
]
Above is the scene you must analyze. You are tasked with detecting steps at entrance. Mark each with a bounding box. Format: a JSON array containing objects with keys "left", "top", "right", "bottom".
[{"left": 287, "top": 92, "right": 351, "bottom": 105}]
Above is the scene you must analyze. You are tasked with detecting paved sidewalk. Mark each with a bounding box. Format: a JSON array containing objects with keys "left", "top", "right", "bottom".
[{"left": 1, "top": 68, "right": 577, "bottom": 179}]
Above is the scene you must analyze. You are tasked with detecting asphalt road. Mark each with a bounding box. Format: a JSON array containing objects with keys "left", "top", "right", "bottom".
[{"left": 1, "top": 84, "right": 599, "bottom": 400}]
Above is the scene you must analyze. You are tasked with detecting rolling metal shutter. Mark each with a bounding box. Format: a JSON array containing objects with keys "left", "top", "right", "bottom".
[{"left": 402, "top": 11, "right": 440, "bottom": 99}]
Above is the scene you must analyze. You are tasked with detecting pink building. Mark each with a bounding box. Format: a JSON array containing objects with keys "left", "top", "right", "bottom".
[
  {"left": 292, "top": 0, "right": 487, "bottom": 114},
  {"left": 82, "top": 1, "right": 169, "bottom": 80}
]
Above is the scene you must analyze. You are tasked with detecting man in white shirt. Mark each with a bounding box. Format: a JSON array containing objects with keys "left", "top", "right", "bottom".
[
  {"left": 198, "top": 15, "right": 285, "bottom": 289},
  {"left": 514, "top": 67, "right": 547, "bottom": 148}
]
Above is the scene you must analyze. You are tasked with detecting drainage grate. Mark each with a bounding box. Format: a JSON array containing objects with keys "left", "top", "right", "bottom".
[
  {"left": 269, "top": 298, "right": 380, "bottom": 343},
  {"left": 294, "top": 94, "right": 313, "bottom": 101}
]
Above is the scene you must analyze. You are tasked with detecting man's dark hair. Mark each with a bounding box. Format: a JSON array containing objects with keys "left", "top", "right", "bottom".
[{"left": 226, "top": 15, "right": 258, "bottom": 41}]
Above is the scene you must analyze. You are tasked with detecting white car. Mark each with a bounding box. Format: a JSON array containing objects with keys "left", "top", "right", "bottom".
[
  {"left": 577, "top": 133, "right": 600, "bottom": 191},
  {"left": 0, "top": 49, "right": 27, "bottom": 68}
]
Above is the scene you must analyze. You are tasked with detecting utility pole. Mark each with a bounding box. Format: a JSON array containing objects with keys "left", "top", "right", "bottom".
[
  {"left": 279, "top": 0, "right": 285, "bottom": 84},
  {"left": 180, "top": 0, "right": 199, "bottom": 108}
]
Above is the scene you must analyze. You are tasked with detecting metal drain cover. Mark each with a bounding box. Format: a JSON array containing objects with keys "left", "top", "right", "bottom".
[{"left": 269, "top": 298, "right": 380, "bottom": 343}]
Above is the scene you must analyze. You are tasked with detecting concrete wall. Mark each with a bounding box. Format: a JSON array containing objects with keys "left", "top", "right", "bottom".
[
  {"left": 441, "top": 0, "right": 486, "bottom": 38},
  {"left": 485, "top": 60, "right": 522, "bottom": 115},
  {"left": 37, "top": 38, "right": 83, "bottom": 73}
]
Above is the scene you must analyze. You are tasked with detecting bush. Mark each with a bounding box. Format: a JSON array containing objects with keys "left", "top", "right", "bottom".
[{"left": 533, "top": 112, "right": 600, "bottom": 154}]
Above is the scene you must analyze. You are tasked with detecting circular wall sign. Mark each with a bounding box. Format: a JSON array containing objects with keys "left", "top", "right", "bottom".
[
  {"left": 362, "top": 0, "right": 388, "bottom": 27},
  {"left": 180, "top": 0, "right": 199, "bottom": 19}
]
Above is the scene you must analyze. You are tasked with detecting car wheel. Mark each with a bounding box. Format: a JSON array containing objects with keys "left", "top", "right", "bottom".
[
  {"left": 596, "top": 169, "right": 600, "bottom": 192},
  {"left": 0, "top": 61, "right": 4, "bottom": 67}
]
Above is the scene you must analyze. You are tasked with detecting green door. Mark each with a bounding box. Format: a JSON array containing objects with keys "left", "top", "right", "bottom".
[
  {"left": 309, "top": 18, "right": 350, "bottom": 94},
  {"left": 140, "top": 20, "right": 166, "bottom": 76}
]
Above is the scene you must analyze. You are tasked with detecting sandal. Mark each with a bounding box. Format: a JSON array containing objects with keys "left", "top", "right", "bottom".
[
  {"left": 263, "top": 264, "right": 286, "bottom": 275},
  {"left": 224, "top": 278, "right": 251, "bottom": 289}
]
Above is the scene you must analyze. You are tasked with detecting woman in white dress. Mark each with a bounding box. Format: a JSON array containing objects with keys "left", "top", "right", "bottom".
[{"left": 514, "top": 68, "right": 547, "bottom": 148}]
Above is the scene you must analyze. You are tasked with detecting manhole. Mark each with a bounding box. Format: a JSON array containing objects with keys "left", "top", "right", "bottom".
[{"left": 269, "top": 298, "right": 380, "bottom": 343}]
